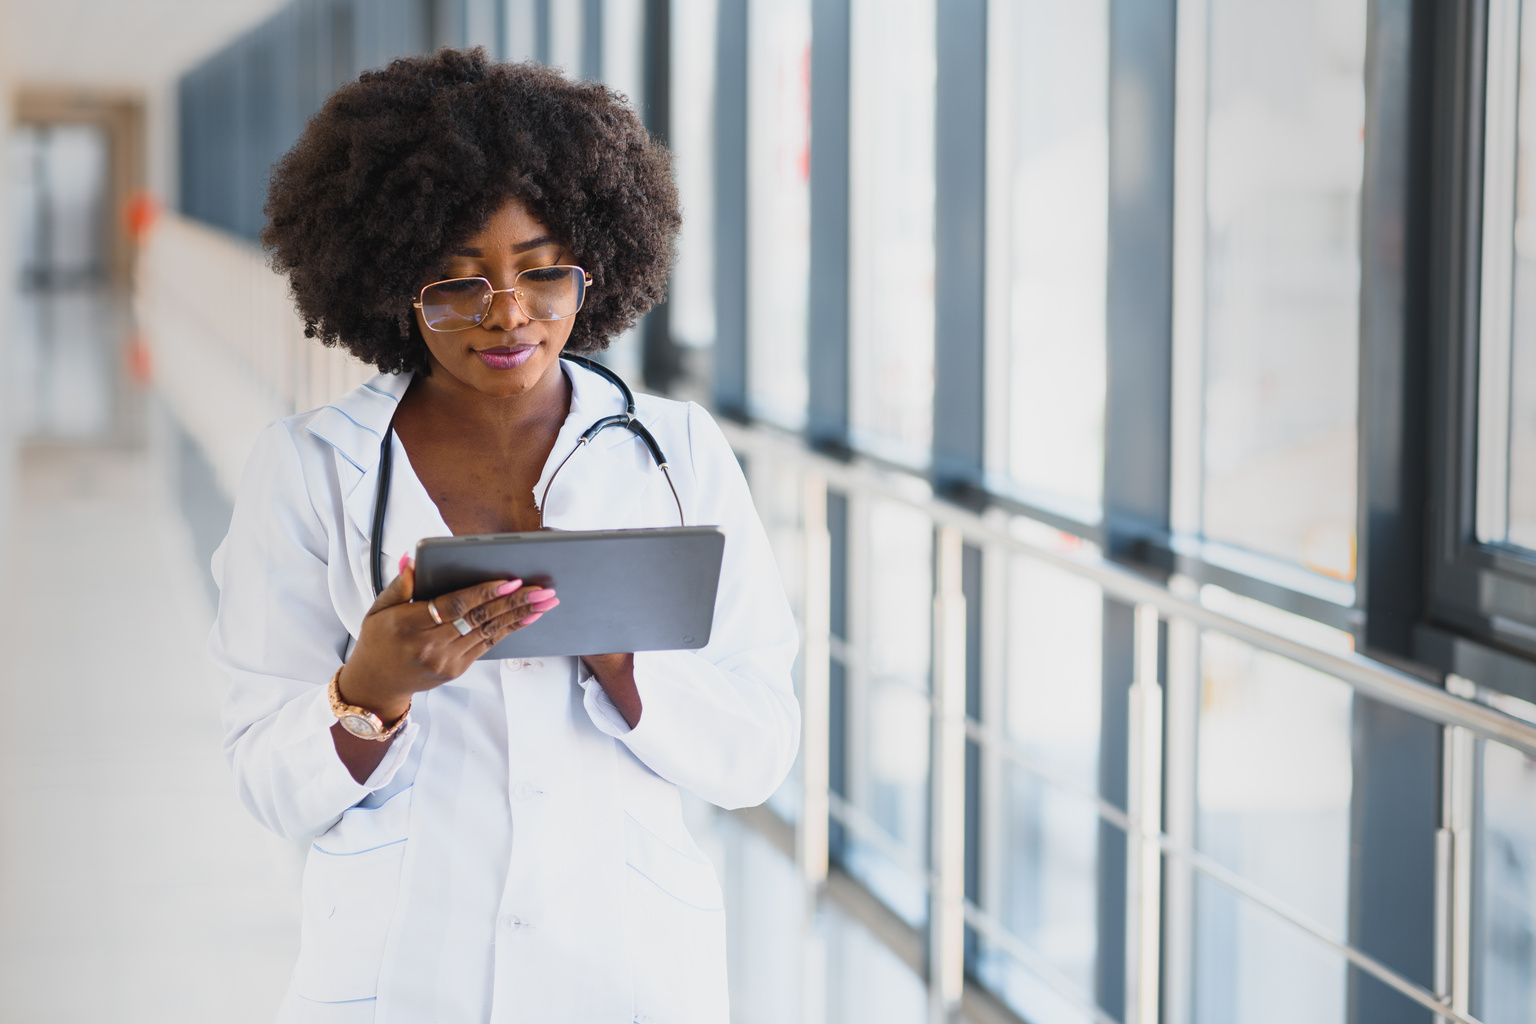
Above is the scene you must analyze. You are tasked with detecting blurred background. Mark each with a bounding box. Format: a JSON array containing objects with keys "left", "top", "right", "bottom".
[{"left": 2, "top": 1, "right": 1536, "bottom": 1023}]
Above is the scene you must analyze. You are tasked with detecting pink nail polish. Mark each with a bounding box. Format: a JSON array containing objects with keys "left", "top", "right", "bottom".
[
  {"left": 520, "top": 612, "right": 544, "bottom": 625},
  {"left": 526, "top": 588, "right": 556, "bottom": 602},
  {"left": 528, "top": 597, "right": 560, "bottom": 612},
  {"left": 496, "top": 579, "right": 524, "bottom": 596},
  {"left": 398, "top": 554, "right": 410, "bottom": 572}
]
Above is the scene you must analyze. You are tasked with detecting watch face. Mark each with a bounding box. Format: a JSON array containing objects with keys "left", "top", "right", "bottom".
[{"left": 340, "top": 714, "right": 380, "bottom": 739}]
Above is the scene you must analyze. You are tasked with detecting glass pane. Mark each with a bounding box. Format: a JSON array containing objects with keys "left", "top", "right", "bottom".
[
  {"left": 847, "top": 0, "right": 935, "bottom": 464},
  {"left": 842, "top": 498, "right": 932, "bottom": 925},
  {"left": 1193, "top": 873, "right": 1350, "bottom": 1024},
  {"left": 1005, "top": 0, "right": 1108, "bottom": 509},
  {"left": 747, "top": 455, "right": 808, "bottom": 823},
  {"left": 1005, "top": 556, "right": 1103, "bottom": 791},
  {"left": 1485, "top": 1, "right": 1536, "bottom": 548},
  {"left": 714, "top": 808, "right": 928, "bottom": 1024},
  {"left": 824, "top": 899, "right": 930, "bottom": 1024},
  {"left": 1475, "top": 736, "right": 1536, "bottom": 1023},
  {"left": 973, "top": 552, "right": 1104, "bottom": 1024},
  {"left": 973, "top": 767, "right": 1103, "bottom": 1024},
  {"left": 1194, "top": 632, "right": 1353, "bottom": 1023},
  {"left": 1200, "top": 0, "right": 1366, "bottom": 580},
  {"left": 669, "top": 0, "right": 718, "bottom": 352},
  {"left": 745, "top": 0, "right": 811, "bottom": 428}
]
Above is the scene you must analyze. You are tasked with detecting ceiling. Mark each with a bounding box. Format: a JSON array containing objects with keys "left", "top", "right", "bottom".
[{"left": 5, "top": 0, "right": 292, "bottom": 90}]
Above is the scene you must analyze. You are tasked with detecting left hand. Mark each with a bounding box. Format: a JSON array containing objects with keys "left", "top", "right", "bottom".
[{"left": 581, "top": 653, "right": 641, "bottom": 728}]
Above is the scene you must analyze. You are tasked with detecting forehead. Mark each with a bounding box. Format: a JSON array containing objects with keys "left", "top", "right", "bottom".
[{"left": 459, "top": 197, "right": 558, "bottom": 250}]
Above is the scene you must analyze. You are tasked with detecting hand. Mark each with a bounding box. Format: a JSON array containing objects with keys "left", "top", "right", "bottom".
[
  {"left": 581, "top": 652, "right": 641, "bottom": 729},
  {"left": 340, "top": 555, "right": 560, "bottom": 722}
]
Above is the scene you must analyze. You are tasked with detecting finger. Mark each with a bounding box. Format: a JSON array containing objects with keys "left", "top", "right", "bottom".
[
  {"left": 368, "top": 554, "right": 416, "bottom": 613},
  {"left": 412, "top": 578, "right": 525, "bottom": 634},
  {"left": 430, "top": 576, "right": 523, "bottom": 626},
  {"left": 451, "top": 595, "right": 560, "bottom": 656},
  {"left": 453, "top": 585, "right": 556, "bottom": 631}
]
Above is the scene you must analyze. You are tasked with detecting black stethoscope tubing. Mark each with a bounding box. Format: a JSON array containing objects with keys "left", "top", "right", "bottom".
[{"left": 369, "top": 351, "right": 683, "bottom": 597}]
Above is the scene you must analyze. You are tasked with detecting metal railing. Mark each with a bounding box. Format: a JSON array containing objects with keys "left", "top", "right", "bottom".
[
  {"left": 718, "top": 418, "right": 1536, "bottom": 1024},
  {"left": 138, "top": 212, "right": 1535, "bottom": 1024}
]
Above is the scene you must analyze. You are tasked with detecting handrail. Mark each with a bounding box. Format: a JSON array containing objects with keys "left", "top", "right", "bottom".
[{"left": 718, "top": 417, "right": 1536, "bottom": 760}]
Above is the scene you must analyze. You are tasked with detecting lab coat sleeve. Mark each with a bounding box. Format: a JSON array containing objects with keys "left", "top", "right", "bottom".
[
  {"left": 211, "top": 421, "right": 418, "bottom": 841},
  {"left": 582, "top": 403, "right": 801, "bottom": 809}
]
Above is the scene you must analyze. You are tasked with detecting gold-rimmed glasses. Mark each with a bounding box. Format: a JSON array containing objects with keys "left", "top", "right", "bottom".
[{"left": 412, "top": 266, "right": 592, "bottom": 331}]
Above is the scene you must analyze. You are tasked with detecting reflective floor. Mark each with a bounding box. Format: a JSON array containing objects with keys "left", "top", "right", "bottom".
[{"left": 0, "top": 286, "right": 299, "bottom": 1021}]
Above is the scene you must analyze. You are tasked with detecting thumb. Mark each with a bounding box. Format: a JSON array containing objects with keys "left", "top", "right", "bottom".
[{"left": 370, "top": 553, "right": 415, "bottom": 611}]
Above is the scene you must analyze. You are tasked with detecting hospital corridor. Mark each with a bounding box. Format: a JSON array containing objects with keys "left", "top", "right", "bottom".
[{"left": 2, "top": 1, "right": 1536, "bottom": 1023}]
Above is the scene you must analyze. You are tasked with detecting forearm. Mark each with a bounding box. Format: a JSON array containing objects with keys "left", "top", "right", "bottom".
[
  {"left": 583, "top": 653, "right": 641, "bottom": 728},
  {"left": 329, "top": 722, "right": 398, "bottom": 783}
]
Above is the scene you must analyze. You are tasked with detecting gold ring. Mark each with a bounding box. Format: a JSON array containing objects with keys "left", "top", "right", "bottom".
[{"left": 426, "top": 599, "right": 444, "bottom": 626}]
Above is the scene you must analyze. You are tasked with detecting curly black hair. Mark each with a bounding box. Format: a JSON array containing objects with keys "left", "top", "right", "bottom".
[{"left": 261, "top": 48, "right": 680, "bottom": 374}]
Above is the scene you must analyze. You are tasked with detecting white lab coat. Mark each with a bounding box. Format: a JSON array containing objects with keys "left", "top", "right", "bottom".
[{"left": 211, "top": 360, "right": 801, "bottom": 1024}]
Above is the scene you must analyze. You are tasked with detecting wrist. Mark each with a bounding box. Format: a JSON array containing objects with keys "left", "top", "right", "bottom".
[{"left": 336, "top": 663, "right": 411, "bottom": 725}]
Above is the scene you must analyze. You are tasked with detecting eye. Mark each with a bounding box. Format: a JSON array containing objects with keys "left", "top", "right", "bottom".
[{"left": 521, "top": 266, "right": 570, "bottom": 284}]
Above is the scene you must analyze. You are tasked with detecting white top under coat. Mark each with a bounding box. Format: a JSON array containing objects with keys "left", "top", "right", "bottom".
[{"left": 211, "top": 360, "right": 801, "bottom": 1024}]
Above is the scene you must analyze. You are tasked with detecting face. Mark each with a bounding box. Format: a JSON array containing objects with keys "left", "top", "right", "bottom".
[{"left": 412, "top": 197, "right": 581, "bottom": 400}]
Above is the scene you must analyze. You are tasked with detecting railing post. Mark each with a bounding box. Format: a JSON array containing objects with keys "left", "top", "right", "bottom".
[
  {"left": 930, "top": 526, "right": 968, "bottom": 1023},
  {"left": 1436, "top": 674, "right": 1476, "bottom": 1020},
  {"left": 799, "top": 472, "right": 832, "bottom": 888},
  {"left": 1125, "top": 603, "right": 1163, "bottom": 1024}
]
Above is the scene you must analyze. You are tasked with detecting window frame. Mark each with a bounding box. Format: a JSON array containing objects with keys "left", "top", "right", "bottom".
[{"left": 1421, "top": 0, "right": 1536, "bottom": 701}]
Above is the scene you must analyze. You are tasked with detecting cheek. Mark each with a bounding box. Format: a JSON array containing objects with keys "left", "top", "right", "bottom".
[{"left": 414, "top": 312, "right": 456, "bottom": 360}]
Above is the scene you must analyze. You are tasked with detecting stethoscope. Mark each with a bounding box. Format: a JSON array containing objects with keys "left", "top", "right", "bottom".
[{"left": 369, "top": 351, "right": 684, "bottom": 597}]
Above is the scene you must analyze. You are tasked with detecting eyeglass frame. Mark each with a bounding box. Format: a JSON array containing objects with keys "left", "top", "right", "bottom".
[{"left": 410, "top": 266, "right": 594, "bottom": 331}]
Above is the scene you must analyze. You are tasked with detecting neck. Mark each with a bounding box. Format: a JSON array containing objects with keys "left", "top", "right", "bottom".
[{"left": 407, "top": 354, "right": 571, "bottom": 445}]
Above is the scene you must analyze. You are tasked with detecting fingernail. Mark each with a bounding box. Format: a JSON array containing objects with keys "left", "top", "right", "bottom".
[
  {"left": 526, "top": 588, "right": 556, "bottom": 602},
  {"left": 398, "top": 554, "right": 411, "bottom": 572},
  {"left": 520, "top": 612, "right": 544, "bottom": 625},
  {"left": 496, "top": 579, "right": 524, "bottom": 596},
  {"left": 528, "top": 597, "right": 560, "bottom": 612}
]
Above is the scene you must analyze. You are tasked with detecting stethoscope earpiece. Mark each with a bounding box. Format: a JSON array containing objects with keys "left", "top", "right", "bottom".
[{"left": 369, "top": 351, "right": 683, "bottom": 597}]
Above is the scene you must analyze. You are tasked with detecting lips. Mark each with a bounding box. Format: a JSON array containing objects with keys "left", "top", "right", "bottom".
[{"left": 476, "top": 345, "right": 536, "bottom": 370}]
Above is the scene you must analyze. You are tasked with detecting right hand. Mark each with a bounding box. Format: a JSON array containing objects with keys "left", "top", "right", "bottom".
[{"left": 338, "top": 555, "right": 559, "bottom": 721}]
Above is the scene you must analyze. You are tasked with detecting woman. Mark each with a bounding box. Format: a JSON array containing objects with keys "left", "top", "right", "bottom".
[{"left": 212, "top": 49, "right": 799, "bottom": 1024}]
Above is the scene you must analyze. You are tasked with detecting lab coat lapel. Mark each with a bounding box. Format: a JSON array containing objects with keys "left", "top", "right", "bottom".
[{"left": 304, "top": 372, "right": 447, "bottom": 598}]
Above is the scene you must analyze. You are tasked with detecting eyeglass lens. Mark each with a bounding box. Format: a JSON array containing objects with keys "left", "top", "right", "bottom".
[{"left": 418, "top": 267, "right": 586, "bottom": 331}]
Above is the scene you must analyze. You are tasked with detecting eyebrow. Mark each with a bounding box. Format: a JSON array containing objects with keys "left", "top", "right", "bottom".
[{"left": 452, "top": 236, "right": 560, "bottom": 258}]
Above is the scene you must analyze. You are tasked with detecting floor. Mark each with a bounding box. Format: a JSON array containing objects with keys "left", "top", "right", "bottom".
[{"left": 0, "top": 287, "right": 299, "bottom": 1022}]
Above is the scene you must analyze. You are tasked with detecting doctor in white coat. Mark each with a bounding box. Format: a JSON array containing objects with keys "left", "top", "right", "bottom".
[{"left": 212, "top": 51, "right": 799, "bottom": 1024}]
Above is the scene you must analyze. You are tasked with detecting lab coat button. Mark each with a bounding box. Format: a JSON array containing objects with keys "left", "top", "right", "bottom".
[
  {"left": 513, "top": 782, "right": 538, "bottom": 800},
  {"left": 500, "top": 914, "right": 528, "bottom": 932}
]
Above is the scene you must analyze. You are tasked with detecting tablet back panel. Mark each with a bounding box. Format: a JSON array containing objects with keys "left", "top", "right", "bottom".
[{"left": 412, "top": 526, "right": 725, "bottom": 659}]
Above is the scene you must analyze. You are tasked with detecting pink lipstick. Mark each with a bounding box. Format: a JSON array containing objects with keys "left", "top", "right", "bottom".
[{"left": 476, "top": 345, "right": 535, "bottom": 370}]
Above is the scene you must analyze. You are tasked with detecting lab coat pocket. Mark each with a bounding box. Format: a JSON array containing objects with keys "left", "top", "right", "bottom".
[
  {"left": 624, "top": 813, "right": 729, "bottom": 1022},
  {"left": 293, "top": 787, "right": 413, "bottom": 1004},
  {"left": 623, "top": 811, "right": 723, "bottom": 910}
]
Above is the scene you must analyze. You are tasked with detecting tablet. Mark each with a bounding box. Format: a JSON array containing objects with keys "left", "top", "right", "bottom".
[{"left": 412, "top": 526, "right": 726, "bottom": 659}]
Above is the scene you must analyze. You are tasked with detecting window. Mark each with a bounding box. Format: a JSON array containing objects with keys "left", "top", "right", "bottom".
[
  {"left": 994, "top": 0, "right": 1109, "bottom": 515},
  {"left": 1479, "top": 0, "right": 1536, "bottom": 552},
  {"left": 974, "top": 554, "right": 1105, "bottom": 1024},
  {"left": 1190, "top": 0, "right": 1367, "bottom": 582},
  {"left": 837, "top": 497, "right": 933, "bottom": 925},
  {"left": 745, "top": 0, "right": 811, "bottom": 428},
  {"left": 846, "top": 0, "right": 936, "bottom": 465},
  {"left": 670, "top": 0, "right": 719, "bottom": 354}
]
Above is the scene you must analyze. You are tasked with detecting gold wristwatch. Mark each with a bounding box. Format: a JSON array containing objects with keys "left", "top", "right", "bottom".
[{"left": 327, "top": 667, "right": 409, "bottom": 741}]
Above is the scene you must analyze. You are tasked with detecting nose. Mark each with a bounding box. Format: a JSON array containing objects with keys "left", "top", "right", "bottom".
[{"left": 479, "top": 284, "right": 530, "bottom": 333}]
